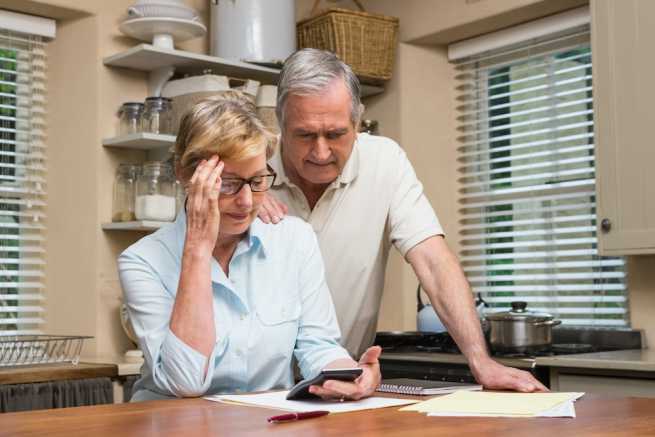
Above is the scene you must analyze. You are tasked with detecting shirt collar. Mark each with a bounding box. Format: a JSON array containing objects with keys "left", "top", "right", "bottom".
[
  {"left": 173, "top": 205, "right": 268, "bottom": 264},
  {"left": 270, "top": 134, "right": 362, "bottom": 188}
]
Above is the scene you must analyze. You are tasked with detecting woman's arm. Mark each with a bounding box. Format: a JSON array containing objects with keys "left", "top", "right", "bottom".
[
  {"left": 170, "top": 156, "right": 224, "bottom": 362},
  {"left": 119, "top": 156, "right": 226, "bottom": 398}
]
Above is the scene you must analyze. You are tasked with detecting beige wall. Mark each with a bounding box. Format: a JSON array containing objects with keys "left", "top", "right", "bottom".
[
  {"left": 7, "top": 0, "right": 211, "bottom": 358},
  {"left": 5, "top": 0, "right": 653, "bottom": 358}
]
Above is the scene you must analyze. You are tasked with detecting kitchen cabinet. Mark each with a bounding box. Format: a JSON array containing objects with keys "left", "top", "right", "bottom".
[
  {"left": 592, "top": 0, "right": 655, "bottom": 255},
  {"left": 0, "top": 363, "right": 118, "bottom": 412},
  {"left": 538, "top": 349, "right": 655, "bottom": 397},
  {"left": 550, "top": 372, "right": 655, "bottom": 397}
]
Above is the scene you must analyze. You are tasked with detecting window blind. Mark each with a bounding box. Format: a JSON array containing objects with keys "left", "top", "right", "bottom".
[
  {"left": 0, "top": 28, "right": 47, "bottom": 335},
  {"left": 453, "top": 27, "right": 628, "bottom": 326}
]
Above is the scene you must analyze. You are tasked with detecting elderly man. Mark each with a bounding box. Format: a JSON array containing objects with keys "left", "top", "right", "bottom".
[{"left": 261, "top": 48, "right": 546, "bottom": 392}]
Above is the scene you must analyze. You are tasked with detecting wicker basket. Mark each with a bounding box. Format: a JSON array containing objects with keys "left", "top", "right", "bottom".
[{"left": 297, "top": 2, "right": 399, "bottom": 84}]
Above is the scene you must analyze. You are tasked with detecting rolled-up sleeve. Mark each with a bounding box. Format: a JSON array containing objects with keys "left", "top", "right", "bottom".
[
  {"left": 293, "top": 227, "right": 352, "bottom": 379},
  {"left": 387, "top": 145, "right": 444, "bottom": 257},
  {"left": 118, "top": 248, "right": 228, "bottom": 397}
]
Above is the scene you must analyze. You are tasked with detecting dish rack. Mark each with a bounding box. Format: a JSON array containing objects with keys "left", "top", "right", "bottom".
[{"left": 0, "top": 335, "right": 92, "bottom": 367}]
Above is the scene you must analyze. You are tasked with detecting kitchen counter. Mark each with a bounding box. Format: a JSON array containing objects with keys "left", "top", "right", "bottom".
[
  {"left": 0, "top": 355, "right": 142, "bottom": 386},
  {"left": 536, "top": 349, "right": 655, "bottom": 372},
  {"left": 0, "top": 362, "right": 118, "bottom": 385},
  {"left": 539, "top": 349, "right": 655, "bottom": 397},
  {"left": 81, "top": 355, "right": 142, "bottom": 376}
]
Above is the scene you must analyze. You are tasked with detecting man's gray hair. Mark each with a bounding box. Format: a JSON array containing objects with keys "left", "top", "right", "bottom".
[{"left": 276, "top": 48, "right": 363, "bottom": 129}]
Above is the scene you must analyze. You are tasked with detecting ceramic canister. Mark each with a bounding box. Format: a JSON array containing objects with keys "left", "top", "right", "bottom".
[{"left": 210, "top": 0, "right": 296, "bottom": 64}]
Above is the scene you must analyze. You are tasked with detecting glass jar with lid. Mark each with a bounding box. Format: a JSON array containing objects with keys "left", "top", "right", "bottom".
[
  {"left": 118, "top": 102, "right": 144, "bottom": 136},
  {"left": 135, "top": 161, "right": 176, "bottom": 222},
  {"left": 112, "top": 163, "right": 140, "bottom": 222},
  {"left": 142, "top": 97, "right": 173, "bottom": 135}
]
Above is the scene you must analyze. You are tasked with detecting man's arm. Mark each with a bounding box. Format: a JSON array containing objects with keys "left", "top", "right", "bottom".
[{"left": 406, "top": 235, "right": 547, "bottom": 392}]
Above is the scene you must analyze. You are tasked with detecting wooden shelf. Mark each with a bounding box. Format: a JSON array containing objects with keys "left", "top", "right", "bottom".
[
  {"left": 102, "top": 133, "right": 176, "bottom": 150},
  {"left": 102, "top": 221, "right": 170, "bottom": 232},
  {"left": 103, "top": 44, "right": 384, "bottom": 97}
]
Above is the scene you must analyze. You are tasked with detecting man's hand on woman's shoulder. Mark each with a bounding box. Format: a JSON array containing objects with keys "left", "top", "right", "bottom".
[{"left": 258, "top": 192, "right": 289, "bottom": 224}]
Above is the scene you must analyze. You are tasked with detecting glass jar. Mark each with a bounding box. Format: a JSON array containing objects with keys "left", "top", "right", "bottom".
[
  {"left": 142, "top": 97, "right": 173, "bottom": 134},
  {"left": 118, "top": 102, "right": 144, "bottom": 136},
  {"left": 112, "top": 163, "right": 140, "bottom": 222},
  {"left": 175, "top": 179, "right": 186, "bottom": 214},
  {"left": 135, "top": 161, "right": 176, "bottom": 222}
]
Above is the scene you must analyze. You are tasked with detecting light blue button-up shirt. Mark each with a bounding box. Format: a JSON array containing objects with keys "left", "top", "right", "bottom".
[{"left": 118, "top": 210, "right": 351, "bottom": 401}]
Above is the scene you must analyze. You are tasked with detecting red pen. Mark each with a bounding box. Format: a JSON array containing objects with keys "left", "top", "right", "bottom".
[{"left": 267, "top": 410, "right": 330, "bottom": 423}]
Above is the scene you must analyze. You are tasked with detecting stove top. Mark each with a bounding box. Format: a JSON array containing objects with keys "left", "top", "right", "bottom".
[
  {"left": 375, "top": 331, "right": 461, "bottom": 354},
  {"left": 375, "top": 331, "right": 602, "bottom": 358}
]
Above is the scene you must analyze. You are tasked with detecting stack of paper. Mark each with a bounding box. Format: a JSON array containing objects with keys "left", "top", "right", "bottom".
[
  {"left": 400, "top": 391, "right": 585, "bottom": 418},
  {"left": 205, "top": 390, "right": 418, "bottom": 413}
]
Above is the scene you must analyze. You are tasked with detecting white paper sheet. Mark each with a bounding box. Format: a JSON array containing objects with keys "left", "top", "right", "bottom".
[
  {"left": 427, "top": 401, "right": 576, "bottom": 418},
  {"left": 204, "top": 390, "right": 418, "bottom": 413}
]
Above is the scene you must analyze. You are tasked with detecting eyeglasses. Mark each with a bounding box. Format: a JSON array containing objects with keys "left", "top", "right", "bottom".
[{"left": 220, "top": 166, "right": 277, "bottom": 195}]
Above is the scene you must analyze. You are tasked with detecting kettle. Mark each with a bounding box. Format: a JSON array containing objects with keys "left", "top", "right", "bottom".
[
  {"left": 416, "top": 284, "right": 446, "bottom": 333},
  {"left": 416, "top": 284, "right": 489, "bottom": 333}
]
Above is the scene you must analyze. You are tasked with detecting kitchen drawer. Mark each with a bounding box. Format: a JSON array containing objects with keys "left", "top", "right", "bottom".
[{"left": 553, "top": 373, "right": 655, "bottom": 398}]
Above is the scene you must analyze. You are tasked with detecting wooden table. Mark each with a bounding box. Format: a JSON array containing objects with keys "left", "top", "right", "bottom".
[{"left": 0, "top": 394, "right": 654, "bottom": 436}]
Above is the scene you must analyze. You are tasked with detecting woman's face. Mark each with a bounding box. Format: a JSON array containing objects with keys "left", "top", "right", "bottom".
[{"left": 218, "top": 152, "right": 269, "bottom": 237}]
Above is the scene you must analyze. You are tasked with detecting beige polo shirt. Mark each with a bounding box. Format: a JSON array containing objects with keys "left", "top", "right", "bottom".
[{"left": 269, "top": 133, "right": 444, "bottom": 357}]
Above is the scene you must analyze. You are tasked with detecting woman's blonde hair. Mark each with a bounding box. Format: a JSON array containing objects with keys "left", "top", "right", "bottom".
[{"left": 175, "top": 91, "right": 277, "bottom": 182}]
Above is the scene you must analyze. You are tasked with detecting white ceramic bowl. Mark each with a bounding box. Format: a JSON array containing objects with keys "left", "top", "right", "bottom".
[{"left": 128, "top": 3, "right": 198, "bottom": 20}]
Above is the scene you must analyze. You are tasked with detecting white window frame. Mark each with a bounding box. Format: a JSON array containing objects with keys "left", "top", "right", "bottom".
[{"left": 449, "top": 7, "right": 629, "bottom": 327}]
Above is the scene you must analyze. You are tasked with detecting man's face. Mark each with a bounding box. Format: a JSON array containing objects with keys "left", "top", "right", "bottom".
[{"left": 281, "top": 79, "right": 357, "bottom": 187}]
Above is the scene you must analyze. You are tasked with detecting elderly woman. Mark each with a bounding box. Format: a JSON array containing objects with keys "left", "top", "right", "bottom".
[{"left": 118, "top": 92, "right": 381, "bottom": 402}]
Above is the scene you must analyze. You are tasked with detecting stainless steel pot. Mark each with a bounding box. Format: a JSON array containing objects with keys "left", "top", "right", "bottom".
[{"left": 485, "top": 301, "right": 561, "bottom": 355}]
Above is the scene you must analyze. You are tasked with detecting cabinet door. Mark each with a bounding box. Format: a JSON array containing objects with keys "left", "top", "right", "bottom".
[
  {"left": 553, "top": 372, "right": 655, "bottom": 398},
  {"left": 592, "top": 0, "right": 655, "bottom": 255}
]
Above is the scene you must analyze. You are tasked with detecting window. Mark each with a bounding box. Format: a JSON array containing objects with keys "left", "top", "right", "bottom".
[
  {"left": 0, "top": 27, "right": 48, "bottom": 335},
  {"left": 452, "top": 12, "right": 628, "bottom": 326}
]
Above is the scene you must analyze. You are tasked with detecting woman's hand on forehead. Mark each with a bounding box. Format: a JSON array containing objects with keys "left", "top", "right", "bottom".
[{"left": 185, "top": 155, "right": 224, "bottom": 252}]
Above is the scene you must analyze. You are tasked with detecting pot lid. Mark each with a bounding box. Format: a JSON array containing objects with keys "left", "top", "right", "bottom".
[{"left": 485, "top": 301, "right": 554, "bottom": 322}]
